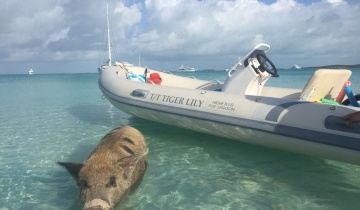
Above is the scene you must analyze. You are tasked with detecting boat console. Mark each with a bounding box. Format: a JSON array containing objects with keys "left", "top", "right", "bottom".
[{"left": 222, "top": 44, "right": 278, "bottom": 95}]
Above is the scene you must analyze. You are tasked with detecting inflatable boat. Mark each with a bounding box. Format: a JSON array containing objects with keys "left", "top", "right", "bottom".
[{"left": 99, "top": 44, "right": 360, "bottom": 165}]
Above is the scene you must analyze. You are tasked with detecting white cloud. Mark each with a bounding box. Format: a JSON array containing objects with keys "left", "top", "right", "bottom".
[
  {"left": 324, "top": 0, "right": 346, "bottom": 5},
  {"left": 4, "top": 5, "right": 65, "bottom": 47},
  {"left": 267, "top": 0, "right": 297, "bottom": 11},
  {"left": 0, "top": 0, "right": 359, "bottom": 73},
  {"left": 114, "top": 2, "right": 142, "bottom": 27},
  {"left": 42, "top": 28, "right": 70, "bottom": 48},
  {"left": 127, "top": 0, "right": 360, "bottom": 68}
]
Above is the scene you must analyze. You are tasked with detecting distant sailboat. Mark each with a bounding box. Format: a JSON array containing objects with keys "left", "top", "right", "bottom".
[
  {"left": 98, "top": 4, "right": 133, "bottom": 74},
  {"left": 98, "top": 4, "right": 113, "bottom": 74},
  {"left": 28, "top": 69, "right": 34, "bottom": 75}
]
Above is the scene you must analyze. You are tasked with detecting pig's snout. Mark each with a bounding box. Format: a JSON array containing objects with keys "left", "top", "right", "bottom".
[
  {"left": 84, "top": 206, "right": 107, "bottom": 210},
  {"left": 83, "top": 198, "right": 111, "bottom": 210}
]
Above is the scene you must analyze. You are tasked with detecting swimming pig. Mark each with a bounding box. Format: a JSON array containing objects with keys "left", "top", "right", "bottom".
[{"left": 58, "top": 126, "right": 148, "bottom": 210}]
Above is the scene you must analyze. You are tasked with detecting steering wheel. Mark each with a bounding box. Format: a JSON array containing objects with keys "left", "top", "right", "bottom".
[{"left": 256, "top": 53, "right": 278, "bottom": 77}]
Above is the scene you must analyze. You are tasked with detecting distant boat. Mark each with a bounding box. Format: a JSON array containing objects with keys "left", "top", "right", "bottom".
[
  {"left": 28, "top": 69, "right": 34, "bottom": 75},
  {"left": 291, "top": 64, "right": 301, "bottom": 69},
  {"left": 179, "top": 65, "right": 196, "bottom": 72}
]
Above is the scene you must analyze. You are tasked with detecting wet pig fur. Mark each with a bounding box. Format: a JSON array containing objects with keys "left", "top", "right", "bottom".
[{"left": 58, "top": 126, "right": 148, "bottom": 210}]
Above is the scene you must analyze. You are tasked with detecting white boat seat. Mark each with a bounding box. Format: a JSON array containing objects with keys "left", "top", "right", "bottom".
[{"left": 299, "top": 69, "right": 352, "bottom": 102}]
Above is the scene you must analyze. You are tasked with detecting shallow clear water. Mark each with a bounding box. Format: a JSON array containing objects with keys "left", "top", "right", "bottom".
[{"left": 0, "top": 69, "right": 360, "bottom": 210}]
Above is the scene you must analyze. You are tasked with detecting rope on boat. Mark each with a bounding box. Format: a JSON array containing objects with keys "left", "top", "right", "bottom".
[{"left": 115, "top": 62, "right": 130, "bottom": 73}]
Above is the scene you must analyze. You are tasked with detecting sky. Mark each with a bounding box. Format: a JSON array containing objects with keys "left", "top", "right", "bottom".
[{"left": 0, "top": 0, "right": 359, "bottom": 74}]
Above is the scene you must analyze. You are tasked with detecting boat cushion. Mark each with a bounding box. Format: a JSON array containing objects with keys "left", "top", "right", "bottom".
[{"left": 299, "top": 69, "right": 352, "bottom": 101}]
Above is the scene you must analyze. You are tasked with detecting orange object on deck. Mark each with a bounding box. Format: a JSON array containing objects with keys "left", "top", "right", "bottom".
[{"left": 335, "top": 81, "right": 351, "bottom": 103}]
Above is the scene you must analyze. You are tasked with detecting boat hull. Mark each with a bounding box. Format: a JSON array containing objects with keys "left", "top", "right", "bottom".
[{"left": 99, "top": 66, "right": 360, "bottom": 165}]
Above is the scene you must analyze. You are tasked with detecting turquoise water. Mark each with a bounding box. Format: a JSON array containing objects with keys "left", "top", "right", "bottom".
[{"left": 1, "top": 69, "right": 360, "bottom": 210}]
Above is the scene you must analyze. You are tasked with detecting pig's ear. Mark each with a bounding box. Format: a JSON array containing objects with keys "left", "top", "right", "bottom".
[
  {"left": 57, "top": 161, "right": 83, "bottom": 181},
  {"left": 117, "top": 148, "right": 148, "bottom": 179}
]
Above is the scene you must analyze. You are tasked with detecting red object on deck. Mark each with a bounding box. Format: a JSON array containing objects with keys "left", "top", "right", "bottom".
[{"left": 147, "top": 73, "right": 162, "bottom": 85}]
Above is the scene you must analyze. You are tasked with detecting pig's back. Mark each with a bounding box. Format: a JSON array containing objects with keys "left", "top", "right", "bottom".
[{"left": 87, "top": 126, "right": 148, "bottom": 178}]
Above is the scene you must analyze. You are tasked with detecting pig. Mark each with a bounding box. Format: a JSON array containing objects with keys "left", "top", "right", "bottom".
[{"left": 57, "top": 126, "right": 148, "bottom": 210}]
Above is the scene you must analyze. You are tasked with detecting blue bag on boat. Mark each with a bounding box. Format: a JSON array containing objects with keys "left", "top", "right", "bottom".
[
  {"left": 344, "top": 86, "right": 360, "bottom": 107},
  {"left": 127, "top": 72, "right": 146, "bottom": 83}
]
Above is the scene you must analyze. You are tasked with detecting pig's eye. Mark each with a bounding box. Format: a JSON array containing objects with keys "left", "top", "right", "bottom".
[
  {"left": 106, "top": 176, "right": 117, "bottom": 188},
  {"left": 79, "top": 180, "right": 90, "bottom": 189}
]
